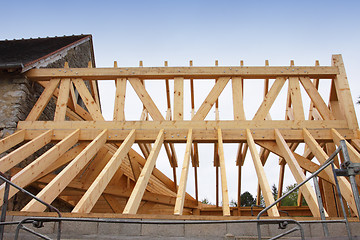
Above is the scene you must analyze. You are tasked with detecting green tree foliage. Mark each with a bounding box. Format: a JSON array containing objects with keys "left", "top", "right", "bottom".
[
  {"left": 201, "top": 198, "right": 212, "bottom": 205},
  {"left": 272, "top": 184, "right": 278, "bottom": 201},
  {"left": 280, "top": 184, "right": 298, "bottom": 206},
  {"left": 240, "top": 191, "right": 256, "bottom": 206}
]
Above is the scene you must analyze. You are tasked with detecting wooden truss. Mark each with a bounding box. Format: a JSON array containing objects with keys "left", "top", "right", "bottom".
[{"left": 1, "top": 54, "right": 359, "bottom": 218}]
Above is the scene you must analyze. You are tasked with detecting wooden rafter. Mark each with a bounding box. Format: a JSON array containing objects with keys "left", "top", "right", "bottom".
[
  {"left": 72, "top": 130, "right": 135, "bottom": 213},
  {"left": 22, "top": 129, "right": 108, "bottom": 212},
  {"left": 123, "top": 130, "right": 165, "bottom": 214}
]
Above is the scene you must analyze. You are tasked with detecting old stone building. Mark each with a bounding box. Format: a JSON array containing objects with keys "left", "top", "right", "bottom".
[{"left": 0, "top": 35, "right": 97, "bottom": 139}]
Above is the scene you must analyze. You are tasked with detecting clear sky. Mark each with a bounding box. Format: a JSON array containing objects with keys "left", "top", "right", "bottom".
[{"left": 2, "top": 0, "right": 360, "bottom": 204}]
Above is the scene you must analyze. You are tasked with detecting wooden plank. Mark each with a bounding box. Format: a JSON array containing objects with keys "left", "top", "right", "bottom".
[
  {"left": 274, "top": 129, "right": 324, "bottom": 217},
  {"left": 299, "top": 77, "right": 333, "bottom": 120},
  {"left": 0, "top": 130, "right": 25, "bottom": 155},
  {"left": 331, "top": 128, "right": 360, "bottom": 163},
  {"left": 332, "top": 55, "right": 359, "bottom": 129},
  {"left": 72, "top": 78, "right": 104, "bottom": 121},
  {"left": 54, "top": 79, "right": 70, "bottom": 121},
  {"left": 169, "top": 143, "right": 178, "bottom": 167},
  {"left": 237, "top": 164, "right": 242, "bottom": 213},
  {"left": 257, "top": 141, "right": 332, "bottom": 183},
  {"left": 37, "top": 143, "right": 88, "bottom": 180},
  {"left": 0, "top": 130, "right": 80, "bottom": 203},
  {"left": 303, "top": 128, "right": 358, "bottom": 215},
  {"left": 37, "top": 173, "right": 198, "bottom": 209},
  {"left": 113, "top": 78, "right": 127, "bottom": 121},
  {"left": 192, "top": 77, "right": 230, "bottom": 120},
  {"left": 72, "top": 130, "right": 135, "bottom": 213},
  {"left": 319, "top": 179, "right": 338, "bottom": 217},
  {"left": 129, "top": 78, "right": 164, "bottom": 121},
  {"left": 128, "top": 153, "right": 141, "bottom": 181},
  {"left": 217, "top": 129, "right": 230, "bottom": 216},
  {"left": 125, "top": 149, "right": 179, "bottom": 196},
  {"left": 165, "top": 78, "right": 172, "bottom": 120},
  {"left": 174, "top": 129, "right": 193, "bottom": 215},
  {"left": 288, "top": 77, "right": 305, "bottom": 120},
  {"left": 22, "top": 129, "right": 108, "bottom": 212},
  {"left": 246, "top": 129, "right": 280, "bottom": 217},
  {"left": 253, "top": 77, "right": 286, "bottom": 120},
  {"left": 80, "top": 147, "right": 111, "bottom": 183},
  {"left": 18, "top": 120, "right": 350, "bottom": 133},
  {"left": 26, "top": 66, "right": 339, "bottom": 81},
  {"left": 103, "top": 194, "right": 123, "bottom": 213},
  {"left": 123, "top": 130, "right": 165, "bottom": 214},
  {"left": 277, "top": 163, "right": 285, "bottom": 207},
  {"left": 0, "top": 130, "right": 52, "bottom": 173},
  {"left": 232, "top": 77, "right": 245, "bottom": 120},
  {"left": 37, "top": 81, "right": 93, "bottom": 121},
  {"left": 69, "top": 81, "right": 78, "bottom": 110},
  {"left": 173, "top": 77, "right": 184, "bottom": 120},
  {"left": 26, "top": 79, "right": 60, "bottom": 121}
]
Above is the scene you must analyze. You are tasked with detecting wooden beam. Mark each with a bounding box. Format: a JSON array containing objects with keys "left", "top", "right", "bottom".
[
  {"left": 0, "top": 130, "right": 80, "bottom": 203},
  {"left": 0, "top": 130, "right": 52, "bottom": 173},
  {"left": 232, "top": 77, "right": 245, "bottom": 120},
  {"left": 246, "top": 129, "right": 280, "bottom": 217},
  {"left": 18, "top": 120, "right": 350, "bottom": 134},
  {"left": 173, "top": 77, "right": 184, "bottom": 120},
  {"left": 128, "top": 153, "right": 141, "bottom": 181},
  {"left": 72, "top": 130, "right": 135, "bottom": 213},
  {"left": 331, "top": 128, "right": 360, "bottom": 163},
  {"left": 277, "top": 163, "right": 285, "bottom": 207},
  {"left": 54, "top": 78, "right": 70, "bottom": 121},
  {"left": 332, "top": 55, "right": 359, "bottom": 129},
  {"left": 26, "top": 79, "right": 60, "bottom": 121},
  {"left": 174, "top": 129, "right": 193, "bottom": 215},
  {"left": 274, "top": 129, "right": 324, "bottom": 217},
  {"left": 237, "top": 164, "right": 242, "bottom": 214},
  {"left": 113, "top": 78, "right": 127, "bottom": 121},
  {"left": 72, "top": 78, "right": 104, "bottom": 121},
  {"left": 22, "top": 129, "right": 108, "bottom": 212},
  {"left": 129, "top": 78, "right": 164, "bottom": 121},
  {"left": 299, "top": 77, "right": 334, "bottom": 120},
  {"left": 257, "top": 140, "right": 332, "bottom": 183},
  {"left": 37, "top": 81, "right": 93, "bottom": 121},
  {"left": 192, "top": 77, "right": 230, "bottom": 120},
  {"left": 37, "top": 143, "right": 88, "bottom": 180},
  {"left": 217, "top": 129, "right": 230, "bottom": 216},
  {"left": 37, "top": 173, "right": 198, "bottom": 209},
  {"left": 0, "top": 130, "right": 25, "bottom": 155},
  {"left": 103, "top": 194, "right": 123, "bottom": 213},
  {"left": 25, "top": 66, "right": 339, "bottom": 81},
  {"left": 303, "top": 128, "right": 358, "bottom": 215},
  {"left": 253, "top": 77, "right": 286, "bottom": 120},
  {"left": 123, "top": 129, "right": 165, "bottom": 214},
  {"left": 288, "top": 77, "right": 305, "bottom": 120}
]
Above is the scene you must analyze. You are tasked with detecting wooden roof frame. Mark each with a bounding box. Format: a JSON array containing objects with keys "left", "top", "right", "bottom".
[{"left": 0, "top": 54, "right": 359, "bottom": 218}]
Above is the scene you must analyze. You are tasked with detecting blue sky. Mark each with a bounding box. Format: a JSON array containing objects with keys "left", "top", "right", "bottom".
[{"left": 2, "top": 0, "right": 360, "bottom": 203}]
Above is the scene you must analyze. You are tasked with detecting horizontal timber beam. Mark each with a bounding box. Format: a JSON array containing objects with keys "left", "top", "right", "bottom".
[
  {"left": 25, "top": 66, "right": 338, "bottom": 80},
  {"left": 19, "top": 121, "right": 354, "bottom": 143}
]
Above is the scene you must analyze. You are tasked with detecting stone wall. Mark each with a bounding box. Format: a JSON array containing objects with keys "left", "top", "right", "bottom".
[
  {"left": 0, "top": 39, "right": 94, "bottom": 138},
  {"left": 0, "top": 39, "right": 94, "bottom": 211}
]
